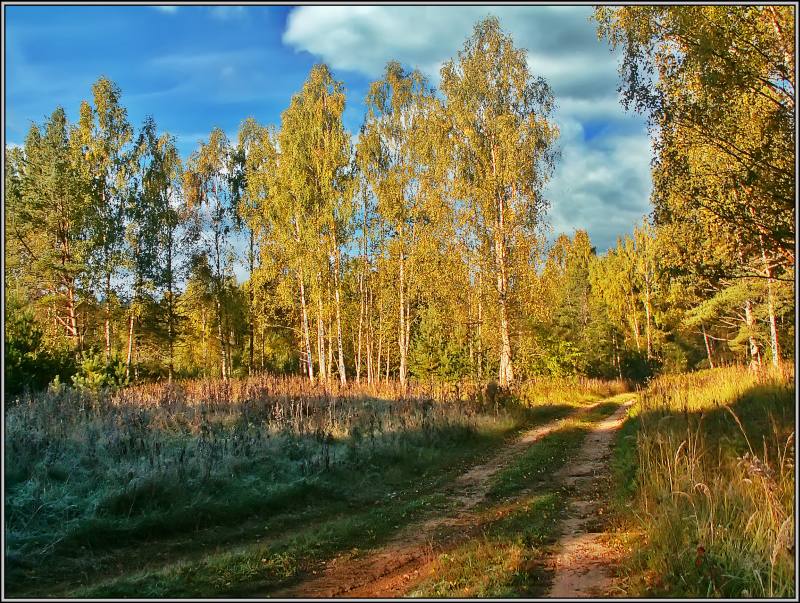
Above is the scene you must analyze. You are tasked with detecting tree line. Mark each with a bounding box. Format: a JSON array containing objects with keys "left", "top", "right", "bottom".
[{"left": 5, "top": 12, "right": 794, "bottom": 395}]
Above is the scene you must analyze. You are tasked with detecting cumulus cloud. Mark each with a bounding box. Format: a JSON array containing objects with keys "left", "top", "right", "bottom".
[
  {"left": 544, "top": 118, "right": 653, "bottom": 251},
  {"left": 283, "top": 5, "right": 653, "bottom": 252}
]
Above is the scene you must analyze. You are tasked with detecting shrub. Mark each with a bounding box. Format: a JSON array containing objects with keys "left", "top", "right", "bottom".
[
  {"left": 5, "top": 306, "right": 76, "bottom": 396},
  {"left": 72, "top": 349, "right": 129, "bottom": 390}
]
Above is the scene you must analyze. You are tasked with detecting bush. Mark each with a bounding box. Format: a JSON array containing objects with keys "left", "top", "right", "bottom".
[
  {"left": 72, "top": 349, "right": 129, "bottom": 390},
  {"left": 5, "top": 306, "right": 76, "bottom": 396},
  {"left": 619, "top": 349, "right": 659, "bottom": 382}
]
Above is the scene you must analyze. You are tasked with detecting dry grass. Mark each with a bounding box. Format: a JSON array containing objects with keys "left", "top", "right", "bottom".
[
  {"left": 5, "top": 372, "right": 626, "bottom": 597},
  {"left": 616, "top": 365, "right": 795, "bottom": 598}
]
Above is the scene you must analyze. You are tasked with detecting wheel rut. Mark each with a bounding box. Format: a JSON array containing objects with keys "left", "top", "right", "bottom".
[
  {"left": 269, "top": 398, "right": 621, "bottom": 598},
  {"left": 545, "top": 399, "right": 633, "bottom": 598}
]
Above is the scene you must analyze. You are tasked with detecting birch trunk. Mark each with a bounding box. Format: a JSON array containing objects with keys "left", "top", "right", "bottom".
[
  {"left": 327, "top": 318, "right": 334, "bottom": 381},
  {"left": 398, "top": 234, "right": 408, "bottom": 390},
  {"left": 761, "top": 242, "right": 781, "bottom": 369},
  {"left": 248, "top": 231, "right": 255, "bottom": 375},
  {"left": 744, "top": 299, "right": 762, "bottom": 370},
  {"left": 377, "top": 295, "right": 384, "bottom": 386},
  {"left": 104, "top": 271, "right": 112, "bottom": 361},
  {"left": 126, "top": 313, "right": 135, "bottom": 380},
  {"left": 366, "top": 287, "right": 374, "bottom": 384},
  {"left": 644, "top": 285, "right": 653, "bottom": 360},
  {"left": 495, "top": 229, "right": 514, "bottom": 387},
  {"left": 356, "top": 272, "right": 364, "bottom": 384},
  {"left": 298, "top": 270, "right": 314, "bottom": 382},
  {"left": 333, "top": 246, "right": 347, "bottom": 385},
  {"left": 202, "top": 309, "right": 208, "bottom": 378},
  {"left": 317, "top": 292, "right": 327, "bottom": 383},
  {"left": 630, "top": 301, "right": 641, "bottom": 352},
  {"left": 477, "top": 271, "right": 482, "bottom": 382},
  {"left": 167, "top": 233, "right": 175, "bottom": 383},
  {"left": 217, "top": 298, "right": 226, "bottom": 380},
  {"left": 490, "top": 142, "right": 514, "bottom": 387}
]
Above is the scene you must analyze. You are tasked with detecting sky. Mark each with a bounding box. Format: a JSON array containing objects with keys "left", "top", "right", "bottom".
[{"left": 5, "top": 3, "right": 654, "bottom": 269}]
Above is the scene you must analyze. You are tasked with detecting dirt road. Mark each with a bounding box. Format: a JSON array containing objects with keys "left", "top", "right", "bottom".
[
  {"left": 270, "top": 396, "right": 634, "bottom": 598},
  {"left": 546, "top": 399, "right": 633, "bottom": 597}
]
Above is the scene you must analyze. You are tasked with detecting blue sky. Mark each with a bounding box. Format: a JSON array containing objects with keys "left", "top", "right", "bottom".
[{"left": 5, "top": 4, "right": 653, "bottom": 262}]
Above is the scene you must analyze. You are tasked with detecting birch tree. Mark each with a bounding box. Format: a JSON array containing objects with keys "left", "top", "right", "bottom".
[
  {"left": 276, "top": 64, "right": 352, "bottom": 385},
  {"left": 441, "top": 16, "right": 559, "bottom": 387},
  {"left": 183, "top": 128, "right": 236, "bottom": 380},
  {"left": 75, "top": 77, "right": 134, "bottom": 361},
  {"left": 358, "top": 61, "right": 443, "bottom": 391}
]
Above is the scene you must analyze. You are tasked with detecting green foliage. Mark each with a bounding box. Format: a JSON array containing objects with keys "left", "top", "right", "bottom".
[
  {"left": 2, "top": 15, "right": 793, "bottom": 400},
  {"left": 409, "top": 306, "right": 470, "bottom": 382},
  {"left": 594, "top": 6, "right": 794, "bottom": 267},
  {"left": 71, "top": 349, "right": 129, "bottom": 390},
  {"left": 619, "top": 349, "right": 658, "bottom": 382},
  {"left": 5, "top": 300, "right": 76, "bottom": 396}
]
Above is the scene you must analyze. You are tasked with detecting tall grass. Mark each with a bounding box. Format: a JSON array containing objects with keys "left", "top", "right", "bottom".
[
  {"left": 516, "top": 376, "right": 630, "bottom": 406},
  {"left": 618, "top": 366, "right": 795, "bottom": 598},
  {"left": 5, "top": 373, "right": 626, "bottom": 596},
  {"left": 5, "top": 377, "right": 493, "bottom": 548}
]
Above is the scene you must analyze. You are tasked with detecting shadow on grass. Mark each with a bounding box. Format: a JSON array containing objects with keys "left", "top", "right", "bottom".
[
  {"left": 5, "top": 400, "right": 578, "bottom": 598},
  {"left": 609, "top": 379, "right": 795, "bottom": 598}
]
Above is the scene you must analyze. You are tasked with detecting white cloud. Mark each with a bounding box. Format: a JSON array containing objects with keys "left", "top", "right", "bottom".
[
  {"left": 283, "top": 5, "right": 652, "bottom": 252},
  {"left": 153, "top": 6, "right": 178, "bottom": 15},
  {"left": 150, "top": 49, "right": 256, "bottom": 71},
  {"left": 544, "top": 118, "right": 653, "bottom": 251}
]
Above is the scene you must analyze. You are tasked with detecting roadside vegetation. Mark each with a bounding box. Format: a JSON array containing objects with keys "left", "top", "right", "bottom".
[
  {"left": 412, "top": 396, "right": 630, "bottom": 597},
  {"left": 610, "top": 365, "right": 795, "bottom": 598}
]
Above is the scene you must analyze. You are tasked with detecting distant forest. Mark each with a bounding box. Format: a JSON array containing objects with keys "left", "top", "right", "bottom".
[{"left": 5, "top": 10, "right": 795, "bottom": 394}]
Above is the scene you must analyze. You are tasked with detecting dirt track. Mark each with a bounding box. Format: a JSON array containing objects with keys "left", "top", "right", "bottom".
[
  {"left": 270, "top": 397, "right": 633, "bottom": 598},
  {"left": 546, "top": 400, "right": 633, "bottom": 598}
]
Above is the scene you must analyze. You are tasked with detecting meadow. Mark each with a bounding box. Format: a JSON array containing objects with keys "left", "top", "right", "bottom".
[{"left": 4, "top": 374, "right": 627, "bottom": 597}]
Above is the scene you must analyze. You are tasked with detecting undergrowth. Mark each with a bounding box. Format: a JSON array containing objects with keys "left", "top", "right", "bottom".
[{"left": 5, "top": 373, "right": 626, "bottom": 596}]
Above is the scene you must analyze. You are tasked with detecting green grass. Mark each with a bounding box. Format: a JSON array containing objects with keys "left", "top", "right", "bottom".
[
  {"left": 5, "top": 422, "right": 501, "bottom": 597},
  {"left": 4, "top": 372, "right": 631, "bottom": 598},
  {"left": 6, "top": 372, "right": 615, "bottom": 598},
  {"left": 609, "top": 366, "right": 795, "bottom": 598},
  {"left": 488, "top": 395, "right": 630, "bottom": 501},
  {"left": 410, "top": 492, "right": 563, "bottom": 598},
  {"left": 73, "top": 489, "right": 453, "bottom": 598},
  {"left": 410, "top": 395, "right": 630, "bottom": 597}
]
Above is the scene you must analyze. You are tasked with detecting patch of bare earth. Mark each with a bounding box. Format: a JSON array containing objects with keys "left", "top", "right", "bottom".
[
  {"left": 269, "top": 404, "right": 598, "bottom": 598},
  {"left": 545, "top": 400, "right": 634, "bottom": 598}
]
